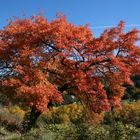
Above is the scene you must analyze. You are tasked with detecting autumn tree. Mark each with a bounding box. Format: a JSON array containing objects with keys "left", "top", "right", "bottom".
[{"left": 0, "top": 15, "right": 140, "bottom": 132}]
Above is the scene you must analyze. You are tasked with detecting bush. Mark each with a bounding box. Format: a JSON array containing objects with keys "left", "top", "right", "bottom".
[
  {"left": 0, "top": 127, "right": 21, "bottom": 139},
  {"left": 20, "top": 123, "right": 140, "bottom": 140},
  {"left": 44, "top": 103, "right": 84, "bottom": 124},
  {"left": 0, "top": 122, "right": 139, "bottom": 140},
  {"left": 21, "top": 124, "right": 104, "bottom": 140},
  {"left": 109, "top": 122, "right": 140, "bottom": 140},
  {"left": 43, "top": 103, "right": 104, "bottom": 125},
  {"left": 104, "top": 100, "right": 140, "bottom": 127},
  {"left": 0, "top": 105, "right": 25, "bottom": 131}
]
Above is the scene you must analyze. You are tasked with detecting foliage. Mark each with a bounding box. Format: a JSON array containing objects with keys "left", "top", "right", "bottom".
[
  {"left": 132, "top": 75, "right": 140, "bottom": 88},
  {"left": 123, "top": 75, "right": 140, "bottom": 100},
  {"left": 0, "top": 127, "right": 21, "bottom": 140},
  {"left": 45, "top": 103, "right": 84, "bottom": 124},
  {"left": 0, "top": 123, "right": 139, "bottom": 140},
  {"left": 104, "top": 100, "right": 140, "bottom": 127},
  {"left": 19, "top": 123, "right": 140, "bottom": 140},
  {"left": 0, "top": 106, "right": 25, "bottom": 131},
  {"left": 8, "top": 105, "right": 25, "bottom": 119},
  {"left": 0, "top": 15, "right": 139, "bottom": 115},
  {"left": 109, "top": 122, "right": 140, "bottom": 140},
  {"left": 0, "top": 103, "right": 140, "bottom": 140},
  {"left": 40, "top": 103, "right": 104, "bottom": 125}
]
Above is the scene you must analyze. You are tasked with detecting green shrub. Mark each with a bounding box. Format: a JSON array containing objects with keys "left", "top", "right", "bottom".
[
  {"left": 108, "top": 122, "right": 140, "bottom": 140},
  {"left": 0, "top": 127, "right": 21, "bottom": 140},
  {"left": 0, "top": 123, "right": 139, "bottom": 140},
  {"left": 21, "top": 123, "right": 140, "bottom": 140},
  {"left": 104, "top": 100, "right": 140, "bottom": 127}
]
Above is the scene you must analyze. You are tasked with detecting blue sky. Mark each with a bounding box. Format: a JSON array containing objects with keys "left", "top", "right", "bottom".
[{"left": 0, "top": 0, "right": 140, "bottom": 37}]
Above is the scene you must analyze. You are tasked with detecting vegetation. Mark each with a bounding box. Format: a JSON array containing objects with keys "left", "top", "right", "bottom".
[
  {"left": 1, "top": 101, "right": 140, "bottom": 139},
  {"left": 0, "top": 14, "right": 140, "bottom": 139}
]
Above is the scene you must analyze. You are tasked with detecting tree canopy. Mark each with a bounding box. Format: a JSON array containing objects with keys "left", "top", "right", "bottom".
[{"left": 0, "top": 15, "right": 140, "bottom": 113}]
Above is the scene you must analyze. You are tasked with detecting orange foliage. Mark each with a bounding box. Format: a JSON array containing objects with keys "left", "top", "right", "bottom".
[{"left": 0, "top": 15, "right": 139, "bottom": 113}]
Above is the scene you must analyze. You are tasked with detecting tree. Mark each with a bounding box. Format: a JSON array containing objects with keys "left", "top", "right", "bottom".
[
  {"left": 0, "top": 15, "right": 140, "bottom": 132},
  {"left": 123, "top": 74, "right": 140, "bottom": 100}
]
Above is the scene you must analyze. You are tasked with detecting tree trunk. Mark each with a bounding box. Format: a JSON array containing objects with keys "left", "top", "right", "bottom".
[{"left": 21, "top": 106, "right": 41, "bottom": 133}]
